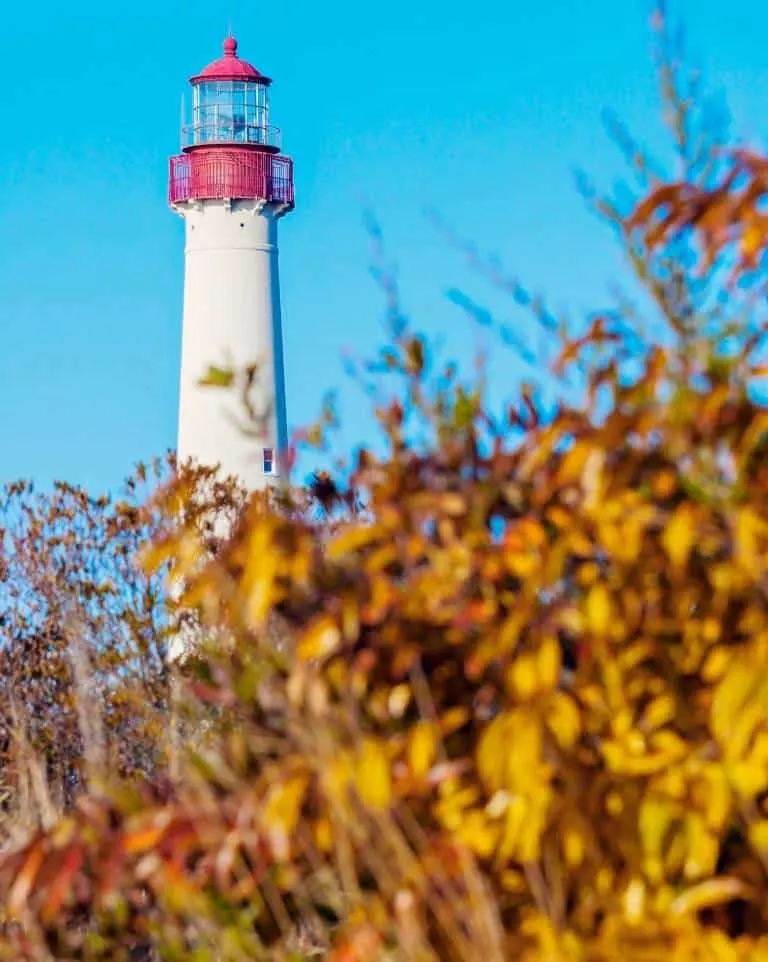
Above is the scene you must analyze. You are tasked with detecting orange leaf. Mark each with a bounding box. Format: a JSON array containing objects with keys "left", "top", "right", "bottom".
[
  {"left": 8, "top": 841, "right": 47, "bottom": 917},
  {"left": 123, "top": 823, "right": 167, "bottom": 856},
  {"left": 40, "top": 847, "right": 85, "bottom": 924}
]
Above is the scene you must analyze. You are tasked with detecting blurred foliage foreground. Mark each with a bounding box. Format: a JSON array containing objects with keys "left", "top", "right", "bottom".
[{"left": 3, "top": 16, "right": 768, "bottom": 962}]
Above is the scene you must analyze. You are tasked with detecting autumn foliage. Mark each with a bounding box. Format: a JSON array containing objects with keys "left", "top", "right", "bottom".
[
  {"left": 2, "top": 10, "right": 768, "bottom": 961},
  {"left": 0, "top": 464, "right": 175, "bottom": 822}
]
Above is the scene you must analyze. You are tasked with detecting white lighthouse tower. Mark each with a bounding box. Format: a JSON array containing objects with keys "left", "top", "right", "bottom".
[{"left": 169, "top": 36, "right": 294, "bottom": 489}]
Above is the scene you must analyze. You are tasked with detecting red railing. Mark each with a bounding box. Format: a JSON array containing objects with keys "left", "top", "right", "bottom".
[{"left": 168, "top": 150, "right": 294, "bottom": 207}]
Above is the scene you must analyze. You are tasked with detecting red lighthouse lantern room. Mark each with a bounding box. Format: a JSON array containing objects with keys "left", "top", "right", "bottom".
[{"left": 169, "top": 37, "right": 294, "bottom": 209}]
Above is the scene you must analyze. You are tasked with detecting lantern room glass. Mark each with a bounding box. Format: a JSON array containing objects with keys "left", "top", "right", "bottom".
[{"left": 189, "top": 80, "right": 271, "bottom": 147}]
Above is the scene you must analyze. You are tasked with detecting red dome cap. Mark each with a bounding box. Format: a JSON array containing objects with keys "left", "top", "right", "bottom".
[{"left": 190, "top": 36, "right": 271, "bottom": 85}]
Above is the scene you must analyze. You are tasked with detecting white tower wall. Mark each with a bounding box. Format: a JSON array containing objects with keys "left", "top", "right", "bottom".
[{"left": 176, "top": 198, "right": 288, "bottom": 489}]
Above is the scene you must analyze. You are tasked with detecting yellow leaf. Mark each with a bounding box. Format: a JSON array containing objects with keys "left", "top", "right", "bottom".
[
  {"left": 748, "top": 819, "right": 768, "bottom": 853},
  {"left": 477, "top": 714, "right": 515, "bottom": 793},
  {"left": 240, "top": 517, "right": 280, "bottom": 629},
  {"left": 298, "top": 615, "right": 341, "bottom": 661},
  {"left": 683, "top": 814, "right": 719, "bottom": 880},
  {"left": 536, "top": 635, "right": 561, "bottom": 690},
  {"left": 477, "top": 711, "right": 548, "bottom": 799},
  {"left": 356, "top": 738, "right": 392, "bottom": 810},
  {"left": 324, "top": 752, "right": 354, "bottom": 805},
  {"left": 498, "top": 611, "right": 526, "bottom": 652},
  {"left": 454, "top": 809, "right": 499, "bottom": 858},
  {"left": 670, "top": 877, "right": 749, "bottom": 916},
  {"left": 640, "top": 795, "right": 678, "bottom": 883},
  {"left": 546, "top": 692, "right": 582, "bottom": 750},
  {"left": 505, "top": 551, "right": 539, "bottom": 579},
  {"left": 500, "top": 869, "right": 527, "bottom": 893},
  {"left": 576, "top": 562, "right": 600, "bottom": 587},
  {"left": 408, "top": 721, "right": 438, "bottom": 779},
  {"left": 562, "top": 820, "right": 586, "bottom": 868},
  {"left": 585, "top": 584, "right": 613, "bottom": 636},
  {"left": 735, "top": 507, "right": 765, "bottom": 577},
  {"left": 497, "top": 795, "right": 528, "bottom": 862},
  {"left": 440, "top": 707, "right": 470, "bottom": 735},
  {"left": 642, "top": 695, "right": 676, "bottom": 731},
  {"left": 701, "top": 768, "right": 732, "bottom": 831},
  {"left": 518, "top": 794, "right": 550, "bottom": 862},
  {"left": 314, "top": 816, "right": 334, "bottom": 853},
  {"left": 387, "top": 684, "right": 412, "bottom": 719},
  {"left": 341, "top": 594, "right": 360, "bottom": 642},
  {"left": 554, "top": 440, "right": 591, "bottom": 488},
  {"left": 436, "top": 783, "right": 481, "bottom": 831},
  {"left": 263, "top": 775, "right": 309, "bottom": 861},
  {"left": 742, "top": 223, "right": 764, "bottom": 261},
  {"left": 546, "top": 505, "right": 573, "bottom": 530},
  {"left": 712, "top": 661, "right": 757, "bottom": 746},
  {"left": 603, "top": 740, "right": 686, "bottom": 776},
  {"left": 596, "top": 868, "right": 615, "bottom": 896},
  {"left": 729, "top": 759, "right": 768, "bottom": 799},
  {"left": 662, "top": 504, "right": 695, "bottom": 571},
  {"left": 624, "top": 878, "right": 646, "bottom": 923},
  {"left": 507, "top": 654, "right": 538, "bottom": 700},
  {"left": 199, "top": 364, "right": 235, "bottom": 388},
  {"left": 326, "top": 523, "right": 384, "bottom": 561},
  {"left": 138, "top": 535, "right": 181, "bottom": 575},
  {"left": 726, "top": 696, "right": 765, "bottom": 761},
  {"left": 439, "top": 492, "right": 468, "bottom": 516}
]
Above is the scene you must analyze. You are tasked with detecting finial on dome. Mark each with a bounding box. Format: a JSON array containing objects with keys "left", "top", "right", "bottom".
[{"left": 190, "top": 34, "right": 268, "bottom": 84}]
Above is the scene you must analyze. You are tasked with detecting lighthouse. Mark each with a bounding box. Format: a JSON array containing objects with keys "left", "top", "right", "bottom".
[{"left": 169, "top": 37, "right": 294, "bottom": 490}]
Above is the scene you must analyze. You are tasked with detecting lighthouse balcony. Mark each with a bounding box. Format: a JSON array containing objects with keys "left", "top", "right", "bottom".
[
  {"left": 181, "top": 121, "right": 281, "bottom": 150},
  {"left": 168, "top": 151, "right": 294, "bottom": 208}
]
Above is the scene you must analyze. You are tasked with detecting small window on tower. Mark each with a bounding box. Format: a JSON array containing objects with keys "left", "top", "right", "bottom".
[{"left": 263, "top": 447, "right": 274, "bottom": 474}]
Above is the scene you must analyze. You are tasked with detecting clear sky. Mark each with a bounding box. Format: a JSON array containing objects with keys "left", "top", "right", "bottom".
[{"left": 0, "top": 0, "right": 766, "bottom": 492}]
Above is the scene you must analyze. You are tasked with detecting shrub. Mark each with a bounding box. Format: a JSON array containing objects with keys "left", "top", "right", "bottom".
[{"left": 2, "top": 8, "right": 768, "bottom": 961}]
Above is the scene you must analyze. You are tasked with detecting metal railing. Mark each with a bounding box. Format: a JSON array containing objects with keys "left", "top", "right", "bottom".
[
  {"left": 168, "top": 152, "right": 294, "bottom": 207},
  {"left": 181, "top": 122, "right": 281, "bottom": 150}
]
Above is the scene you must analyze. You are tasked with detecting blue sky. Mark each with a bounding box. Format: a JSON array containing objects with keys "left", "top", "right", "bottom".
[{"left": 0, "top": 0, "right": 766, "bottom": 492}]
